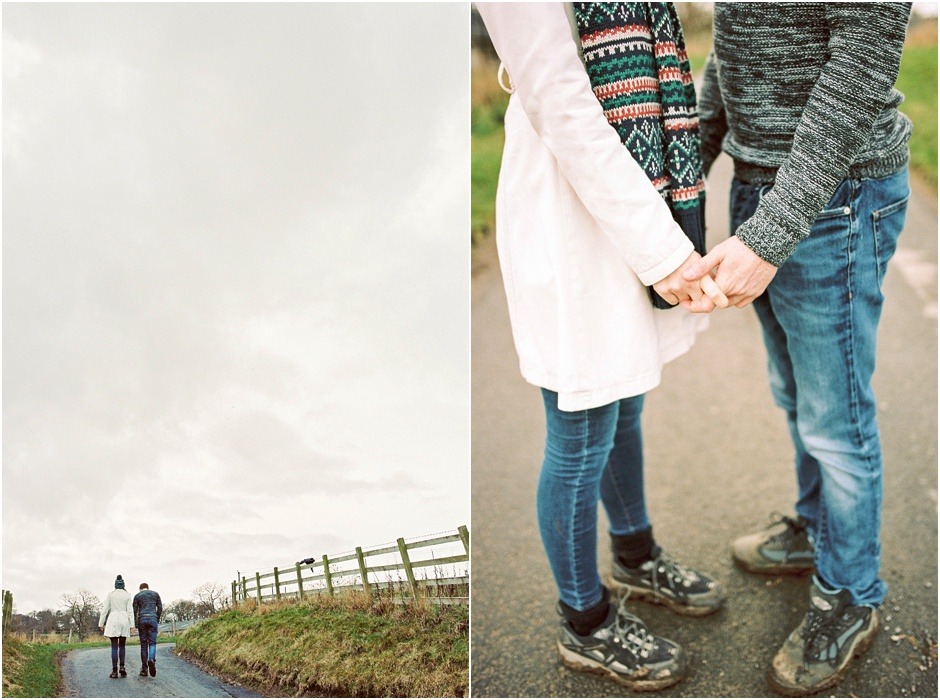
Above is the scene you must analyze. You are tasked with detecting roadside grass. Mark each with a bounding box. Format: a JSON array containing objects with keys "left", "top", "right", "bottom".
[
  {"left": 2, "top": 636, "right": 60, "bottom": 698},
  {"left": 471, "top": 56, "right": 509, "bottom": 246},
  {"left": 175, "top": 593, "right": 469, "bottom": 698},
  {"left": 896, "top": 20, "right": 938, "bottom": 189},
  {"left": 1, "top": 633, "right": 180, "bottom": 698}
]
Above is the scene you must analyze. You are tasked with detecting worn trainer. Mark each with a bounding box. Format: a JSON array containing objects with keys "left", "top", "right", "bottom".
[
  {"left": 148, "top": 659, "right": 156, "bottom": 677},
  {"left": 768, "top": 582, "right": 879, "bottom": 696},
  {"left": 610, "top": 547, "right": 725, "bottom": 616},
  {"left": 557, "top": 599, "right": 688, "bottom": 691},
  {"left": 732, "top": 514, "right": 814, "bottom": 575}
]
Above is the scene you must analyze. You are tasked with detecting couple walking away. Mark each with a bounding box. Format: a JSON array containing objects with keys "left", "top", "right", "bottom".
[
  {"left": 99, "top": 576, "right": 164, "bottom": 679},
  {"left": 479, "top": 1, "right": 911, "bottom": 696}
]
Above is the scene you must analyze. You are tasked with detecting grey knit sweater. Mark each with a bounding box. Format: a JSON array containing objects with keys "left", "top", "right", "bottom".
[{"left": 699, "top": 2, "right": 912, "bottom": 267}]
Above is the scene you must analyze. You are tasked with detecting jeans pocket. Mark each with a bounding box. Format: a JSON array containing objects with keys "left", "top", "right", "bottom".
[
  {"left": 872, "top": 193, "right": 909, "bottom": 286},
  {"left": 814, "top": 179, "right": 856, "bottom": 222}
]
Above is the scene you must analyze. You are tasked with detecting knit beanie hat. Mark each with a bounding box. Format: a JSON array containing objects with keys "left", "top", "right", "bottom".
[{"left": 115, "top": 575, "right": 125, "bottom": 589}]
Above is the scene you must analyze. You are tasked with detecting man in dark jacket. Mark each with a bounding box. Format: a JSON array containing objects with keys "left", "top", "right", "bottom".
[{"left": 133, "top": 582, "right": 163, "bottom": 677}]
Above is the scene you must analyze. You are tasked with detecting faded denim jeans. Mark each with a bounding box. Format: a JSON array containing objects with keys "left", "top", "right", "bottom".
[
  {"left": 537, "top": 389, "right": 650, "bottom": 611},
  {"left": 730, "top": 167, "right": 909, "bottom": 606}
]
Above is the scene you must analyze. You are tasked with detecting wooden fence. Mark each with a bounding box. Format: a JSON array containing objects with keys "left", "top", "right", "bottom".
[{"left": 231, "top": 526, "right": 469, "bottom": 606}]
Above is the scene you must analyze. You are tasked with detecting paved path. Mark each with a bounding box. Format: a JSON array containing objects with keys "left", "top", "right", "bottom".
[
  {"left": 61, "top": 643, "right": 261, "bottom": 698},
  {"left": 471, "top": 154, "right": 938, "bottom": 698}
]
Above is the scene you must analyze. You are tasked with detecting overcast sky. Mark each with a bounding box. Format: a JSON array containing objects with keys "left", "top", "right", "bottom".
[{"left": 3, "top": 3, "right": 469, "bottom": 613}]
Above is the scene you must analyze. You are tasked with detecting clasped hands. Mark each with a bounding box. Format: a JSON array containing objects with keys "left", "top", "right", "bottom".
[{"left": 651, "top": 236, "right": 778, "bottom": 313}]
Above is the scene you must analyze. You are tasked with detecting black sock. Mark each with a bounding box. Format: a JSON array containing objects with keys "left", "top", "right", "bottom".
[
  {"left": 558, "top": 587, "right": 611, "bottom": 636},
  {"left": 612, "top": 526, "right": 657, "bottom": 569}
]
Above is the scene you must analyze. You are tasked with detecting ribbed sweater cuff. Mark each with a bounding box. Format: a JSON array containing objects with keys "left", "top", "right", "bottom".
[{"left": 734, "top": 208, "right": 796, "bottom": 268}]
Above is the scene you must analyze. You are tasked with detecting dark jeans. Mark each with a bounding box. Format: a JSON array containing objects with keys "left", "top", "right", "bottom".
[
  {"left": 109, "top": 637, "right": 126, "bottom": 668},
  {"left": 138, "top": 617, "right": 158, "bottom": 665},
  {"left": 730, "top": 168, "right": 909, "bottom": 605}
]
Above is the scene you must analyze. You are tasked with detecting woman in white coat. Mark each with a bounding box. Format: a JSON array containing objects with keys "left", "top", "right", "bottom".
[
  {"left": 98, "top": 575, "right": 135, "bottom": 678},
  {"left": 478, "top": 2, "right": 727, "bottom": 691}
]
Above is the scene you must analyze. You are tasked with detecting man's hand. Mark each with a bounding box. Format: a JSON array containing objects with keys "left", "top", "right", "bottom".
[
  {"left": 98, "top": 625, "right": 104, "bottom": 633},
  {"left": 682, "top": 236, "right": 777, "bottom": 307},
  {"left": 652, "top": 251, "right": 729, "bottom": 312}
]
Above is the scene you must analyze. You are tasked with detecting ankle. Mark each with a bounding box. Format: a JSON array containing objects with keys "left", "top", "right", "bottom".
[{"left": 612, "top": 527, "right": 658, "bottom": 569}]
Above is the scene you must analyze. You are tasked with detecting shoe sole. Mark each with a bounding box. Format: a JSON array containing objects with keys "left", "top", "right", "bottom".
[
  {"left": 731, "top": 547, "right": 813, "bottom": 576},
  {"left": 608, "top": 579, "right": 725, "bottom": 617},
  {"left": 766, "top": 618, "right": 878, "bottom": 696},
  {"left": 557, "top": 641, "right": 687, "bottom": 692},
  {"left": 148, "top": 661, "right": 156, "bottom": 677}
]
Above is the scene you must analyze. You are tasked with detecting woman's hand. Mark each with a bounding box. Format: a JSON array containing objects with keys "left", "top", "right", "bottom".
[{"left": 652, "top": 251, "right": 729, "bottom": 312}]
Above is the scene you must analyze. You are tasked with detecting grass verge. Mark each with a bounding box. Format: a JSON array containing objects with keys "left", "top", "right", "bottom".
[
  {"left": 471, "top": 55, "right": 509, "bottom": 245},
  {"left": 175, "top": 594, "right": 468, "bottom": 698},
  {"left": 896, "top": 21, "right": 938, "bottom": 190},
  {"left": 2, "top": 637, "right": 61, "bottom": 698}
]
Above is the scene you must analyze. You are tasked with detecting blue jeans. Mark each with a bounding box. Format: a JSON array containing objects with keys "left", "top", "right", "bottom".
[
  {"left": 730, "top": 168, "right": 909, "bottom": 606},
  {"left": 538, "top": 389, "right": 650, "bottom": 611},
  {"left": 138, "top": 617, "right": 158, "bottom": 664}
]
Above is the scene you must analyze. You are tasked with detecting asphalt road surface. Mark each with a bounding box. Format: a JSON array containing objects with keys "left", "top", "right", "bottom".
[
  {"left": 471, "top": 154, "right": 938, "bottom": 698},
  {"left": 60, "top": 643, "right": 261, "bottom": 698}
]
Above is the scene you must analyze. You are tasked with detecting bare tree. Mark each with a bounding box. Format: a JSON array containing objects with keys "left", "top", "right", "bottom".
[
  {"left": 165, "top": 598, "right": 198, "bottom": 621},
  {"left": 192, "top": 582, "right": 227, "bottom": 617},
  {"left": 60, "top": 589, "right": 101, "bottom": 641}
]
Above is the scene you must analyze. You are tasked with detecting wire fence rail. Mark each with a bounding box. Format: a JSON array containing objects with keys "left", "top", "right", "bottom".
[{"left": 231, "top": 526, "right": 470, "bottom": 607}]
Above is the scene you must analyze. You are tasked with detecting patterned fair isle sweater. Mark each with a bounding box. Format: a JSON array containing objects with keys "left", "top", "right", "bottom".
[{"left": 698, "top": 2, "right": 912, "bottom": 267}]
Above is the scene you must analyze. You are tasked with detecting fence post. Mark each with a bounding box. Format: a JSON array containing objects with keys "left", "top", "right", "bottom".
[
  {"left": 322, "top": 555, "right": 334, "bottom": 597},
  {"left": 255, "top": 572, "right": 262, "bottom": 604},
  {"left": 458, "top": 525, "right": 470, "bottom": 557},
  {"left": 295, "top": 563, "right": 305, "bottom": 599},
  {"left": 273, "top": 567, "right": 282, "bottom": 600},
  {"left": 2, "top": 590, "right": 12, "bottom": 637},
  {"left": 396, "top": 538, "right": 420, "bottom": 603},
  {"left": 231, "top": 581, "right": 237, "bottom": 607},
  {"left": 241, "top": 576, "right": 247, "bottom": 603},
  {"left": 356, "top": 547, "right": 372, "bottom": 601}
]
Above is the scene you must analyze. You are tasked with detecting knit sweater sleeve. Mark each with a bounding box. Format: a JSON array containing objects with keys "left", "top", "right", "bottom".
[
  {"left": 698, "top": 51, "right": 727, "bottom": 178},
  {"left": 734, "top": 3, "right": 911, "bottom": 267},
  {"left": 477, "top": 1, "right": 693, "bottom": 285}
]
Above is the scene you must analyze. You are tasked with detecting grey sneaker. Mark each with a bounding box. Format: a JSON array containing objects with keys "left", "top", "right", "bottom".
[
  {"left": 732, "top": 514, "right": 814, "bottom": 575},
  {"left": 768, "top": 582, "right": 879, "bottom": 696},
  {"left": 557, "top": 600, "right": 689, "bottom": 691},
  {"left": 610, "top": 547, "right": 725, "bottom": 616}
]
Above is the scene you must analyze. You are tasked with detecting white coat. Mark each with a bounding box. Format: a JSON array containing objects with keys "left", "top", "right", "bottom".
[
  {"left": 99, "top": 588, "right": 134, "bottom": 637},
  {"left": 478, "top": 3, "right": 708, "bottom": 411}
]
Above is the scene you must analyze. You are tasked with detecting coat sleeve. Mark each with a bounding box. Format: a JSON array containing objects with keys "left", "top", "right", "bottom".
[
  {"left": 98, "top": 592, "right": 111, "bottom": 628},
  {"left": 477, "top": 2, "right": 693, "bottom": 286},
  {"left": 156, "top": 593, "right": 163, "bottom": 622},
  {"left": 133, "top": 594, "right": 140, "bottom": 625}
]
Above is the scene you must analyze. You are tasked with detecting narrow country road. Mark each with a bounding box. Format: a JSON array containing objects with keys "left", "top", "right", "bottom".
[
  {"left": 471, "top": 153, "right": 938, "bottom": 698},
  {"left": 60, "top": 643, "right": 261, "bottom": 698}
]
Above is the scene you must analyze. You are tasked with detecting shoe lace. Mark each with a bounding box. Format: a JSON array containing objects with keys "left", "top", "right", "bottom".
[
  {"left": 647, "top": 550, "right": 699, "bottom": 598},
  {"left": 612, "top": 598, "right": 659, "bottom": 659},
  {"left": 803, "top": 605, "right": 864, "bottom": 666},
  {"left": 766, "top": 512, "right": 807, "bottom": 554}
]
